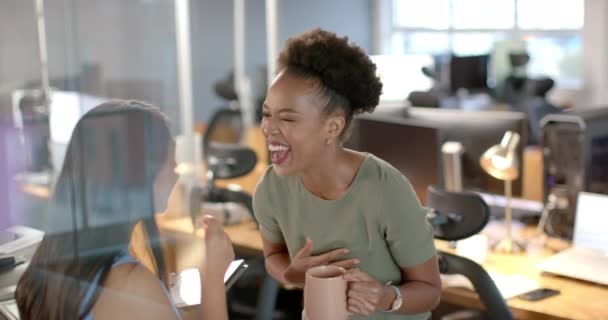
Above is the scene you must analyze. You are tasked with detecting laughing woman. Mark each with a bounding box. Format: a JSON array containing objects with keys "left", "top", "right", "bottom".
[{"left": 253, "top": 29, "right": 441, "bottom": 319}]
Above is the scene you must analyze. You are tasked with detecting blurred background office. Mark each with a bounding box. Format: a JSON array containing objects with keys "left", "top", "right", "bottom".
[{"left": 1, "top": 0, "right": 608, "bottom": 319}]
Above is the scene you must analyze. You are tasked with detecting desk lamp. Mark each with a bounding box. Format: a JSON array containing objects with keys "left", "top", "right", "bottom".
[{"left": 480, "top": 131, "right": 525, "bottom": 253}]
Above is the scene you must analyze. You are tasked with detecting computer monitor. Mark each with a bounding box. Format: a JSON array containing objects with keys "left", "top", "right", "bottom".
[
  {"left": 450, "top": 54, "right": 489, "bottom": 93},
  {"left": 48, "top": 91, "right": 105, "bottom": 173},
  {"left": 44, "top": 108, "right": 165, "bottom": 234},
  {"left": 404, "top": 107, "right": 527, "bottom": 196},
  {"left": 347, "top": 116, "right": 440, "bottom": 202}
]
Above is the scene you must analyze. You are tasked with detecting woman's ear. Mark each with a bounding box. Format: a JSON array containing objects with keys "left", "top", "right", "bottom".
[{"left": 325, "top": 112, "right": 346, "bottom": 141}]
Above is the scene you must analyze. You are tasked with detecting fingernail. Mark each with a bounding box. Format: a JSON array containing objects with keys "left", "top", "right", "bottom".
[
  {"left": 343, "top": 249, "right": 350, "bottom": 254},
  {"left": 354, "top": 259, "right": 360, "bottom": 264}
]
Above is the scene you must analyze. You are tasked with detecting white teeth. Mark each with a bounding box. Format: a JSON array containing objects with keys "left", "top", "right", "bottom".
[{"left": 268, "top": 144, "right": 290, "bottom": 152}]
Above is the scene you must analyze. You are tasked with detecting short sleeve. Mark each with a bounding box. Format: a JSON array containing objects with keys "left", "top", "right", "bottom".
[
  {"left": 252, "top": 168, "right": 285, "bottom": 244},
  {"left": 381, "top": 172, "right": 436, "bottom": 268}
]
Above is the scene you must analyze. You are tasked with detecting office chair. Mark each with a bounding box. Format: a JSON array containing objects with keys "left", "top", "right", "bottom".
[
  {"left": 202, "top": 108, "right": 256, "bottom": 219},
  {"left": 213, "top": 72, "right": 239, "bottom": 101},
  {"left": 16, "top": 94, "right": 51, "bottom": 172},
  {"left": 203, "top": 145, "right": 257, "bottom": 220},
  {"left": 409, "top": 59, "right": 448, "bottom": 108},
  {"left": 203, "top": 108, "right": 244, "bottom": 150},
  {"left": 204, "top": 155, "right": 284, "bottom": 319},
  {"left": 525, "top": 77, "right": 560, "bottom": 145},
  {"left": 408, "top": 91, "right": 441, "bottom": 108},
  {"left": 427, "top": 185, "right": 513, "bottom": 320},
  {"left": 501, "top": 52, "right": 531, "bottom": 110}
]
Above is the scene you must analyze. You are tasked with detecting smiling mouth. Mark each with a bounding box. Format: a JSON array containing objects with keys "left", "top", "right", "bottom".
[{"left": 268, "top": 143, "right": 291, "bottom": 165}]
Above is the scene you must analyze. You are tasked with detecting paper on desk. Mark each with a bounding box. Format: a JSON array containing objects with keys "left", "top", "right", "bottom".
[{"left": 441, "top": 271, "right": 539, "bottom": 299}]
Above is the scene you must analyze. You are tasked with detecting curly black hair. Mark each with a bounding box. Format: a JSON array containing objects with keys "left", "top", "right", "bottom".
[{"left": 277, "top": 28, "right": 383, "bottom": 137}]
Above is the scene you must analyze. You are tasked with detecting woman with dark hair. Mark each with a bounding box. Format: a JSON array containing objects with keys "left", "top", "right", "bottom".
[
  {"left": 15, "top": 100, "right": 234, "bottom": 320},
  {"left": 253, "top": 29, "right": 441, "bottom": 319}
]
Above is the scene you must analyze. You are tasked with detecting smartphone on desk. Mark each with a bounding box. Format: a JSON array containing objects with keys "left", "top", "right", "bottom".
[{"left": 517, "top": 288, "right": 560, "bottom": 301}]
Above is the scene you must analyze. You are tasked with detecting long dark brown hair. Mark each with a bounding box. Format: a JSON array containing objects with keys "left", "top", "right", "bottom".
[{"left": 15, "top": 100, "right": 173, "bottom": 320}]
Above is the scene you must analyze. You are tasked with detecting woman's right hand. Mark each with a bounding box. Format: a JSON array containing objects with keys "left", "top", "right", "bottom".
[
  {"left": 199, "top": 215, "right": 235, "bottom": 276},
  {"left": 284, "top": 237, "right": 359, "bottom": 286}
]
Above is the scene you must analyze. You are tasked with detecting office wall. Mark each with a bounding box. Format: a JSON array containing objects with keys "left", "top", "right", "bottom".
[
  {"left": 190, "top": 0, "right": 267, "bottom": 125},
  {"left": 0, "top": 0, "right": 181, "bottom": 130},
  {"left": 189, "top": 0, "right": 372, "bottom": 125},
  {"left": 0, "top": 0, "right": 372, "bottom": 130},
  {"left": 279, "top": 0, "right": 372, "bottom": 51}
]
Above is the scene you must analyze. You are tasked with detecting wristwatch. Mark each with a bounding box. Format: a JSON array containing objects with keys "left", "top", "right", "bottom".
[{"left": 383, "top": 284, "right": 403, "bottom": 312}]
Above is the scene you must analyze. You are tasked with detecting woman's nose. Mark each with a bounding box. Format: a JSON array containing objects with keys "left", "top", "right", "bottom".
[{"left": 262, "top": 118, "right": 277, "bottom": 136}]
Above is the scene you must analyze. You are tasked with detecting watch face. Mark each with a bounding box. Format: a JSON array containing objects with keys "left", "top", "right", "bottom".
[
  {"left": 388, "top": 285, "right": 402, "bottom": 311},
  {"left": 392, "top": 296, "right": 403, "bottom": 310}
]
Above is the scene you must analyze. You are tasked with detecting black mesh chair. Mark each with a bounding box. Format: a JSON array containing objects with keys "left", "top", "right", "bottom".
[
  {"left": 427, "top": 185, "right": 513, "bottom": 320},
  {"left": 525, "top": 77, "right": 559, "bottom": 145},
  {"left": 408, "top": 91, "right": 441, "bottom": 108},
  {"left": 204, "top": 142, "right": 257, "bottom": 220},
  {"left": 427, "top": 186, "right": 489, "bottom": 242},
  {"left": 202, "top": 108, "right": 256, "bottom": 221},
  {"left": 201, "top": 108, "right": 286, "bottom": 320},
  {"left": 203, "top": 108, "right": 244, "bottom": 150}
]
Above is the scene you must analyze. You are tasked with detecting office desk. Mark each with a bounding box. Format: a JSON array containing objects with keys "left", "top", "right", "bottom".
[
  {"left": 165, "top": 219, "right": 262, "bottom": 253},
  {"left": 435, "top": 236, "right": 608, "bottom": 320},
  {"left": 157, "top": 216, "right": 608, "bottom": 320}
]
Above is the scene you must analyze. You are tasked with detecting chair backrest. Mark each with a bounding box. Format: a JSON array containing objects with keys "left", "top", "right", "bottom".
[
  {"left": 203, "top": 108, "right": 256, "bottom": 180},
  {"left": 407, "top": 91, "right": 440, "bottom": 108},
  {"left": 426, "top": 185, "right": 513, "bottom": 320},
  {"left": 207, "top": 144, "right": 257, "bottom": 180},
  {"left": 201, "top": 108, "right": 258, "bottom": 225},
  {"left": 203, "top": 108, "right": 244, "bottom": 154},
  {"left": 426, "top": 185, "right": 489, "bottom": 241}
]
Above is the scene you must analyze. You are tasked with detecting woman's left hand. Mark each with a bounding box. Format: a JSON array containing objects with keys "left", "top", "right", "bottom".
[{"left": 343, "top": 269, "right": 396, "bottom": 316}]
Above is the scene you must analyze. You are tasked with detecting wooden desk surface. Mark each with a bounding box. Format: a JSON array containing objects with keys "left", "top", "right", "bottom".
[
  {"left": 157, "top": 216, "right": 608, "bottom": 320},
  {"left": 435, "top": 237, "right": 608, "bottom": 320},
  {"left": 158, "top": 216, "right": 263, "bottom": 253}
]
